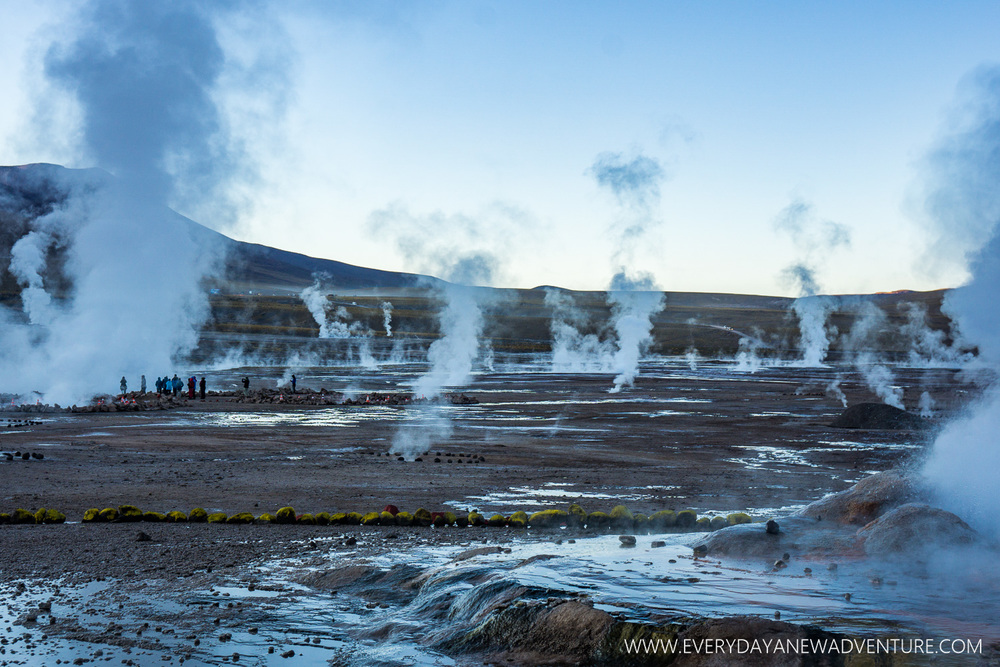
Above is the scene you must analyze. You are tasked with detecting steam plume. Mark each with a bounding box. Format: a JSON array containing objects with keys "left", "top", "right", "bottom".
[
  {"left": 920, "top": 66, "right": 1000, "bottom": 535},
  {"left": 381, "top": 301, "right": 393, "bottom": 337},
  {"left": 545, "top": 289, "right": 613, "bottom": 372},
  {"left": 0, "top": 1, "right": 276, "bottom": 405},
  {"left": 607, "top": 271, "right": 665, "bottom": 393},
  {"left": 775, "top": 199, "right": 851, "bottom": 366}
]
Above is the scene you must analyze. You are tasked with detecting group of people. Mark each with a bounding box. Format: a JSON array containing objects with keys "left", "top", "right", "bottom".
[{"left": 118, "top": 375, "right": 207, "bottom": 400}]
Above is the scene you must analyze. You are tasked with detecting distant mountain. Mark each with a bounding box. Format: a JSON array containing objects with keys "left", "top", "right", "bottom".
[{"left": 0, "top": 163, "right": 441, "bottom": 293}]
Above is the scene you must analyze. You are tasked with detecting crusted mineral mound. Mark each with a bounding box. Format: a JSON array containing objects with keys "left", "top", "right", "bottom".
[
  {"left": 797, "top": 470, "right": 920, "bottom": 525},
  {"left": 858, "top": 503, "right": 978, "bottom": 557},
  {"left": 829, "top": 402, "right": 928, "bottom": 430}
]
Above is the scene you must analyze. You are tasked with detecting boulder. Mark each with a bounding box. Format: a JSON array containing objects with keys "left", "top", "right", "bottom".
[
  {"left": 797, "top": 470, "right": 917, "bottom": 525},
  {"left": 858, "top": 503, "right": 978, "bottom": 557},
  {"left": 693, "top": 516, "right": 863, "bottom": 560},
  {"left": 830, "top": 402, "right": 928, "bottom": 430}
]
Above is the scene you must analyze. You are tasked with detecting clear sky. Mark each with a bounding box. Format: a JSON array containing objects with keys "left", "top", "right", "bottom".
[{"left": 2, "top": 1, "right": 999, "bottom": 295}]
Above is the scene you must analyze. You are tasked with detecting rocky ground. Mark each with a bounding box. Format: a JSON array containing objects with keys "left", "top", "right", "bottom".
[{"left": 0, "top": 364, "right": 990, "bottom": 665}]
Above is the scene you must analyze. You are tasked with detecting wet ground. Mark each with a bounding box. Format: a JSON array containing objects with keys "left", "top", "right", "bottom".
[{"left": 0, "top": 357, "right": 993, "bottom": 665}]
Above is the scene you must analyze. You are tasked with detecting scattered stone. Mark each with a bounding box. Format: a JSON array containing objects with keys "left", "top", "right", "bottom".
[
  {"left": 773, "top": 560, "right": 787, "bottom": 570},
  {"left": 619, "top": 535, "right": 637, "bottom": 547},
  {"left": 650, "top": 540, "right": 665, "bottom": 548},
  {"left": 766, "top": 520, "right": 780, "bottom": 535},
  {"left": 136, "top": 532, "right": 151, "bottom": 542}
]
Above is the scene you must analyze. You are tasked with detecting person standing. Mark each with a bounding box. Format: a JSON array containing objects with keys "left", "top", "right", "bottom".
[
  {"left": 242, "top": 376, "right": 250, "bottom": 396},
  {"left": 140, "top": 375, "right": 147, "bottom": 394},
  {"left": 199, "top": 377, "right": 207, "bottom": 400},
  {"left": 172, "top": 374, "right": 181, "bottom": 397},
  {"left": 120, "top": 376, "right": 127, "bottom": 395},
  {"left": 187, "top": 376, "right": 196, "bottom": 399},
  {"left": 291, "top": 374, "right": 297, "bottom": 393}
]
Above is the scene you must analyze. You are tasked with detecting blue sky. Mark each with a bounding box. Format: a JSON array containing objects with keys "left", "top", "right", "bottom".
[{"left": 2, "top": 1, "right": 1000, "bottom": 295}]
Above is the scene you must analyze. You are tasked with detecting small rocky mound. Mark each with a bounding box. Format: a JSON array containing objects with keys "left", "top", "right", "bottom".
[
  {"left": 691, "top": 517, "right": 862, "bottom": 560},
  {"left": 829, "top": 402, "right": 928, "bottom": 430},
  {"left": 858, "top": 503, "right": 978, "bottom": 557},
  {"left": 797, "top": 470, "right": 920, "bottom": 525}
]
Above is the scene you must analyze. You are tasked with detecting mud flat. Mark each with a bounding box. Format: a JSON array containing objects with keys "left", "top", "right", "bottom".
[{"left": 1, "top": 359, "right": 996, "bottom": 665}]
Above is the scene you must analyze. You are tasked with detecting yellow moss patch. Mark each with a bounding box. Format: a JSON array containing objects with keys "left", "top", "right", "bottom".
[
  {"left": 509, "top": 511, "right": 528, "bottom": 528},
  {"left": 142, "top": 511, "right": 166, "bottom": 522},
  {"left": 727, "top": 512, "right": 752, "bottom": 525},
  {"left": 649, "top": 510, "right": 677, "bottom": 530},
  {"left": 395, "top": 511, "right": 413, "bottom": 526},
  {"left": 275, "top": 507, "right": 296, "bottom": 524},
  {"left": 413, "top": 508, "right": 432, "bottom": 526},
  {"left": 528, "top": 509, "right": 569, "bottom": 529},
  {"left": 610, "top": 505, "right": 634, "bottom": 527},
  {"left": 189, "top": 507, "right": 208, "bottom": 523},
  {"left": 297, "top": 513, "right": 316, "bottom": 525},
  {"left": 98, "top": 507, "right": 119, "bottom": 522},
  {"left": 166, "top": 511, "right": 188, "bottom": 523},
  {"left": 361, "top": 512, "right": 381, "bottom": 526},
  {"left": 567, "top": 504, "right": 587, "bottom": 527},
  {"left": 676, "top": 510, "right": 698, "bottom": 529},
  {"left": 117, "top": 505, "right": 143, "bottom": 522},
  {"left": 314, "top": 512, "right": 331, "bottom": 526},
  {"left": 207, "top": 512, "right": 228, "bottom": 523}
]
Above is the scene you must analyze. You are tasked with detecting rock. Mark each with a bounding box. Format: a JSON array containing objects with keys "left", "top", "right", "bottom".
[
  {"left": 619, "top": 535, "right": 637, "bottom": 547},
  {"left": 797, "top": 470, "right": 917, "bottom": 525},
  {"left": 727, "top": 512, "right": 752, "bottom": 525},
  {"left": 830, "top": 402, "right": 928, "bottom": 430},
  {"left": 648, "top": 510, "right": 677, "bottom": 530},
  {"left": 136, "top": 531, "right": 151, "bottom": 542},
  {"left": 650, "top": 540, "right": 666, "bottom": 548},
  {"left": 609, "top": 505, "right": 634, "bottom": 529},
  {"left": 275, "top": 506, "right": 296, "bottom": 524},
  {"left": 692, "top": 516, "right": 862, "bottom": 560},
  {"left": 567, "top": 503, "right": 587, "bottom": 527},
  {"left": 528, "top": 509, "right": 569, "bottom": 529},
  {"left": 452, "top": 546, "right": 504, "bottom": 562},
  {"left": 858, "top": 503, "right": 978, "bottom": 556},
  {"left": 766, "top": 520, "right": 780, "bottom": 534},
  {"left": 117, "top": 505, "right": 143, "bottom": 522},
  {"left": 676, "top": 510, "right": 698, "bottom": 529}
]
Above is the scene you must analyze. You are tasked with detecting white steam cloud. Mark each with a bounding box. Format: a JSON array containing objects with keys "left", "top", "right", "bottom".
[
  {"left": 920, "top": 66, "right": 1000, "bottom": 536},
  {"left": 381, "top": 301, "right": 393, "bottom": 337},
  {"left": 842, "top": 300, "right": 904, "bottom": 409},
  {"left": 607, "top": 271, "right": 665, "bottom": 393},
  {"left": 0, "top": 1, "right": 283, "bottom": 405},
  {"left": 546, "top": 289, "right": 613, "bottom": 372},
  {"left": 775, "top": 199, "right": 851, "bottom": 367},
  {"left": 790, "top": 296, "right": 837, "bottom": 367}
]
